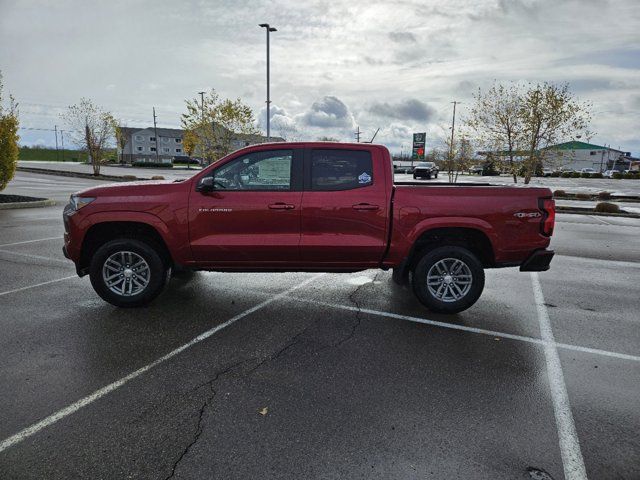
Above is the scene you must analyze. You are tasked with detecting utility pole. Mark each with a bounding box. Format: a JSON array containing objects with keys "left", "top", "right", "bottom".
[
  {"left": 54, "top": 125, "right": 59, "bottom": 161},
  {"left": 259, "top": 23, "right": 277, "bottom": 142},
  {"left": 153, "top": 107, "right": 160, "bottom": 164},
  {"left": 355, "top": 126, "right": 361, "bottom": 143},
  {"left": 198, "top": 91, "right": 205, "bottom": 166},
  {"left": 448, "top": 101, "right": 460, "bottom": 183},
  {"left": 60, "top": 130, "right": 65, "bottom": 162}
]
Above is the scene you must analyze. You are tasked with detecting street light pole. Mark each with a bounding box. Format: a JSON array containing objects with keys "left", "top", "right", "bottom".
[{"left": 259, "top": 23, "right": 277, "bottom": 142}]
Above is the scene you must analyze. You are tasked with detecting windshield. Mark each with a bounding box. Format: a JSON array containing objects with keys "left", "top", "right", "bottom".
[{"left": 416, "top": 162, "right": 435, "bottom": 167}]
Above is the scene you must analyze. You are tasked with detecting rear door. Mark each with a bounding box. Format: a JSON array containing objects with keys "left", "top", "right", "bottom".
[
  {"left": 300, "top": 147, "right": 389, "bottom": 267},
  {"left": 189, "top": 148, "right": 303, "bottom": 265}
]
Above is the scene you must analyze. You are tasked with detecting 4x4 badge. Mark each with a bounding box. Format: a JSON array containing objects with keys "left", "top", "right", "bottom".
[{"left": 514, "top": 211, "right": 541, "bottom": 218}]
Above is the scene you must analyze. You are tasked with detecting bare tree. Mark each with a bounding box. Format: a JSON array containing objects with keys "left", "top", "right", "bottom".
[
  {"left": 62, "top": 98, "right": 115, "bottom": 175},
  {"left": 519, "top": 82, "right": 592, "bottom": 183},
  {"left": 467, "top": 83, "right": 523, "bottom": 183},
  {"left": 466, "top": 81, "right": 591, "bottom": 184}
]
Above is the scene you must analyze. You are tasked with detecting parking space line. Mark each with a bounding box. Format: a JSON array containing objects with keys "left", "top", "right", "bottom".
[
  {"left": 589, "top": 215, "right": 612, "bottom": 225},
  {"left": 531, "top": 272, "right": 587, "bottom": 480},
  {"left": 0, "top": 237, "right": 62, "bottom": 248},
  {"left": 556, "top": 254, "right": 640, "bottom": 268},
  {"left": 0, "top": 273, "right": 324, "bottom": 454},
  {"left": 0, "top": 276, "right": 78, "bottom": 297},
  {"left": 283, "top": 296, "right": 640, "bottom": 364},
  {"left": 0, "top": 249, "right": 70, "bottom": 266}
]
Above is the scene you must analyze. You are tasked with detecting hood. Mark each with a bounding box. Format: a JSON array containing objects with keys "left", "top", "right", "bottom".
[{"left": 74, "top": 179, "right": 190, "bottom": 197}]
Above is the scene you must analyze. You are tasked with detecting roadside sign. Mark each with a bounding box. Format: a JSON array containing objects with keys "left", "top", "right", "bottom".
[{"left": 412, "top": 133, "right": 426, "bottom": 160}]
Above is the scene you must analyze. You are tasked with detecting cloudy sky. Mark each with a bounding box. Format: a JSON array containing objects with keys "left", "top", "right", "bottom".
[{"left": 1, "top": 0, "right": 639, "bottom": 154}]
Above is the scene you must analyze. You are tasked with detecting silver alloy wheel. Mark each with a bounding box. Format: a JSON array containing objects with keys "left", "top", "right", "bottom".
[
  {"left": 102, "top": 251, "right": 151, "bottom": 297},
  {"left": 426, "top": 257, "right": 473, "bottom": 303}
]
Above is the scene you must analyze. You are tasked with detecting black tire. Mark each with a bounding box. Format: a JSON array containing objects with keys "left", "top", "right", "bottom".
[
  {"left": 435, "top": 173, "right": 438, "bottom": 178},
  {"left": 412, "top": 246, "right": 484, "bottom": 314},
  {"left": 413, "top": 174, "right": 417, "bottom": 179},
  {"left": 426, "top": 174, "right": 431, "bottom": 180},
  {"left": 89, "top": 238, "right": 169, "bottom": 307}
]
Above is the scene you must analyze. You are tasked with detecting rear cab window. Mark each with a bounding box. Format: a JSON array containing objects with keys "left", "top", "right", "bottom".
[{"left": 310, "top": 149, "right": 373, "bottom": 191}]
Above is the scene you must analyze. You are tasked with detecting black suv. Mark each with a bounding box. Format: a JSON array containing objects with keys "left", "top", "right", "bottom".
[{"left": 413, "top": 162, "right": 439, "bottom": 180}]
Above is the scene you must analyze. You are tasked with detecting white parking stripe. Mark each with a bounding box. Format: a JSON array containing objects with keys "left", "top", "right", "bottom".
[
  {"left": 531, "top": 272, "right": 587, "bottom": 480},
  {"left": 284, "top": 296, "right": 640, "bottom": 363},
  {"left": 0, "top": 276, "right": 78, "bottom": 297},
  {"left": 0, "top": 273, "right": 323, "bottom": 453},
  {"left": 589, "top": 215, "right": 612, "bottom": 225},
  {"left": 0, "top": 236, "right": 61, "bottom": 248},
  {"left": 0, "top": 249, "right": 70, "bottom": 266}
]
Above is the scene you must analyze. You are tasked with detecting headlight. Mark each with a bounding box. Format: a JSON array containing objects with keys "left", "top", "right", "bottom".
[{"left": 64, "top": 195, "right": 96, "bottom": 215}]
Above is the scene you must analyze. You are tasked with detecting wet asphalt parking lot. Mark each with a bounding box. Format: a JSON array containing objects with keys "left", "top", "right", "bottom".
[{"left": 0, "top": 172, "right": 639, "bottom": 479}]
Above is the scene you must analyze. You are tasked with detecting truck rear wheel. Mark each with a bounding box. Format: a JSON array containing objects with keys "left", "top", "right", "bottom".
[
  {"left": 412, "top": 246, "right": 484, "bottom": 314},
  {"left": 89, "top": 238, "right": 169, "bottom": 307}
]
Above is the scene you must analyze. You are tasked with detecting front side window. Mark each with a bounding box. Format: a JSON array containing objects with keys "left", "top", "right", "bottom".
[
  {"left": 213, "top": 150, "right": 292, "bottom": 191},
  {"left": 311, "top": 149, "right": 373, "bottom": 191}
]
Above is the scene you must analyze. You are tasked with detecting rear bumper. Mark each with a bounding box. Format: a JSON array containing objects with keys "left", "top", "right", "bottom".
[{"left": 519, "top": 249, "right": 554, "bottom": 272}]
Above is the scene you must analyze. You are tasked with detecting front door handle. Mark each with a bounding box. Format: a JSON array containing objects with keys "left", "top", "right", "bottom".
[
  {"left": 269, "top": 203, "right": 295, "bottom": 210},
  {"left": 352, "top": 203, "right": 380, "bottom": 211}
]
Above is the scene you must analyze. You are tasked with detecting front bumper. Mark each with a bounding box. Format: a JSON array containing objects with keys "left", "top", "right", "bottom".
[{"left": 519, "top": 249, "right": 554, "bottom": 272}]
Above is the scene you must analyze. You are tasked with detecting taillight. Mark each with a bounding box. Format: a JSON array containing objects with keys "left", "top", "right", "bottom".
[{"left": 541, "top": 198, "right": 555, "bottom": 236}]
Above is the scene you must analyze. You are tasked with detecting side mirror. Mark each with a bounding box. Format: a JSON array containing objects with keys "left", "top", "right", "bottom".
[{"left": 196, "top": 176, "right": 215, "bottom": 192}]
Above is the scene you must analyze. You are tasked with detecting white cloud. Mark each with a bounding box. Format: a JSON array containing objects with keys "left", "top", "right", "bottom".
[{"left": 1, "top": 0, "right": 638, "bottom": 154}]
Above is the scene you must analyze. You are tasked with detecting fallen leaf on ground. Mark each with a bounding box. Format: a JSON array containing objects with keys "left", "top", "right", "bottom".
[{"left": 259, "top": 407, "right": 268, "bottom": 416}]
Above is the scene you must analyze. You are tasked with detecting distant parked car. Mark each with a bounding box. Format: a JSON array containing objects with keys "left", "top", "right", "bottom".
[
  {"left": 413, "top": 162, "right": 439, "bottom": 179},
  {"left": 469, "top": 165, "right": 484, "bottom": 175},
  {"left": 603, "top": 170, "right": 616, "bottom": 178},
  {"left": 541, "top": 168, "right": 554, "bottom": 177},
  {"left": 580, "top": 168, "right": 596, "bottom": 174},
  {"left": 623, "top": 170, "right": 638, "bottom": 176}
]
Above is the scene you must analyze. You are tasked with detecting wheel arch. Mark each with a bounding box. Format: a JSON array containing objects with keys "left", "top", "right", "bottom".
[
  {"left": 406, "top": 226, "right": 496, "bottom": 272},
  {"left": 79, "top": 221, "right": 173, "bottom": 276}
]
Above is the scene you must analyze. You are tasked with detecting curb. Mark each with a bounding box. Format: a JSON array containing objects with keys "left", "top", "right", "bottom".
[
  {"left": 17, "top": 166, "right": 149, "bottom": 182},
  {"left": 0, "top": 199, "right": 56, "bottom": 210},
  {"left": 556, "top": 206, "right": 640, "bottom": 219}
]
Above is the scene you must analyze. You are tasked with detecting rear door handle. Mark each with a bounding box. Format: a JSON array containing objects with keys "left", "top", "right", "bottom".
[
  {"left": 352, "top": 203, "right": 380, "bottom": 211},
  {"left": 269, "top": 203, "right": 295, "bottom": 210}
]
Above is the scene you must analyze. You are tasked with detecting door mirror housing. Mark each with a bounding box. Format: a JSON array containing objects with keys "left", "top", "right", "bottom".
[{"left": 196, "top": 176, "right": 215, "bottom": 192}]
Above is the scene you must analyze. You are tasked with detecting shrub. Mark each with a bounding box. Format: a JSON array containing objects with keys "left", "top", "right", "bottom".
[
  {"left": 0, "top": 79, "right": 19, "bottom": 192},
  {"left": 594, "top": 202, "right": 620, "bottom": 214},
  {"left": 561, "top": 172, "right": 572, "bottom": 178},
  {"left": 580, "top": 172, "right": 591, "bottom": 178},
  {"left": 623, "top": 173, "right": 636, "bottom": 179},
  {"left": 151, "top": 175, "right": 165, "bottom": 180},
  {"left": 612, "top": 172, "right": 623, "bottom": 179},
  {"left": 597, "top": 191, "right": 611, "bottom": 200},
  {"left": 575, "top": 193, "right": 591, "bottom": 200},
  {"left": 550, "top": 172, "right": 560, "bottom": 177},
  {"left": 122, "top": 175, "right": 137, "bottom": 181},
  {"left": 553, "top": 190, "right": 567, "bottom": 197},
  {"left": 571, "top": 172, "right": 581, "bottom": 178},
  {"left": 591, "top": 173, "right": 603, "bottom": 178}
]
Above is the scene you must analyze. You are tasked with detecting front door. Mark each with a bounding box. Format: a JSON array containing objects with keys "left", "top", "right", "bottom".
[{"left": 189, "top": 148, "right": 303, "bottom": 266}]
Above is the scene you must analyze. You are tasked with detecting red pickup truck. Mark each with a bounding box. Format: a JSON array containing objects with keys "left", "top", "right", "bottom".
[{"left": 63, "top": 142, "right": 555, "bottom": 313}]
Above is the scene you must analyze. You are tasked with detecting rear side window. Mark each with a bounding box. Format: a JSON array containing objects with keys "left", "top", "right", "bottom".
[{"left": 311, "top": 149, "right": 373, "bottom": 191}]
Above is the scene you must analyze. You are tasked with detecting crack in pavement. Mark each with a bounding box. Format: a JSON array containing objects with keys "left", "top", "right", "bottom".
[
  {"left": 163, "top": 273, "right": 380, "bottom": 479},
  {"left": 163, "top": 359, "right": 251, "bottom": 480}
]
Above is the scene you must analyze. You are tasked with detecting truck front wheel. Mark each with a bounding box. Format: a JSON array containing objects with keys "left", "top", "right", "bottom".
[
  {"left": 89, "top": 238, "right": 169, "bottom": 307},
  {"left": 412, "top": 246, "right": 484, "bottom": 314}
]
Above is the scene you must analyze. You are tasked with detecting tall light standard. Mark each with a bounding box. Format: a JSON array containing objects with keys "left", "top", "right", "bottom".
[{"left": 259, "top": 23, "right": 277, "bottom": 142}]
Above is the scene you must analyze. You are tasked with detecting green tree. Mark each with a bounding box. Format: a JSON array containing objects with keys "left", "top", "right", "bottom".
[
  {"left": 181, "top": 89, "right": 259, "bottom": 164},
  {"left": 0, "top": 72, "right": 20, "bottom": 191},
  {"left": 62, "top": 98, "right": 115, "bottom": 175}
]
